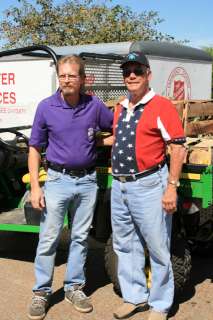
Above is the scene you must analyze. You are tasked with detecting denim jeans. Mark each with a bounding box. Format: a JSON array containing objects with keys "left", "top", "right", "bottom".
[
  {"left": 111, "top": 165, "right": 174, "bottom": 313},
  {"left": 33, "top": 168, "right": 98, "bottom": 293}
]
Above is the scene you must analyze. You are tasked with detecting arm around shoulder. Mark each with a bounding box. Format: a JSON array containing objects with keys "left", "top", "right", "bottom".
[{"left": 96, "top": 134, "right": 114, "bottom": 146}]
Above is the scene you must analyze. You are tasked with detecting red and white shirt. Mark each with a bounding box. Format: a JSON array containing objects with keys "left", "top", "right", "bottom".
[{"left": 112, "top": 89, "right": 185, "bottom": 175}]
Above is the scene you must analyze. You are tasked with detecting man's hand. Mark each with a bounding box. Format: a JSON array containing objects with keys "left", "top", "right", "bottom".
[
  {"left": 96, "top": 133, "right": 114, "bottom": 146},
  {"left": 30, "top": 187, "right": 45, "bottom": 211},
  {"left": 162, "top": 185, "right": 177, "bottom": 214}
]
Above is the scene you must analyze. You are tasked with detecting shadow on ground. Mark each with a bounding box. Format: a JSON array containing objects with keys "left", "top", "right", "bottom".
[
  {"left": 0, "top": 230, "right": 69, "bottom": 265},
  {"left": 0, "top": 231, "right": 110, "bottom": 308},
  {"left": 169, "top": 254, "right": 213, "bottom": 317},
  {"left": 3, "top": 231, "right": 213, "bottom": 318},
  {"left": 50, "top": 247, "right": 110, "bottom": 307},
  {"left": 0, "top": 231, "right": 39, "bottom": 262}
]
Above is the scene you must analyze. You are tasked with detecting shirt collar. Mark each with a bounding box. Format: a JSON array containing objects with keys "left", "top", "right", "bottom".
[
  {"left": 50, "top": 89, "right": 86, "bottom": 110},
  {"left": 120, "top": 88, "right": 155, "bottom": 109}
]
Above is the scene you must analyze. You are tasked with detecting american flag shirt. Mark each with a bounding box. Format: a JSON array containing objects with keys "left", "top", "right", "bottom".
[{"left": 112, "top": 89, "right": 186, "bottom": 176}]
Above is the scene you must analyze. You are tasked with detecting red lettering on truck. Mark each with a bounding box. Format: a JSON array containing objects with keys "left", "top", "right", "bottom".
[
  {"left": 0, "top": 92, "right": 16, "bottom": 104},
  {"left": 0, "top": 72, "right": 15, "bottom": 85},
  {"left": 9, "top": 73, "right": 15, "bottom": 85}
]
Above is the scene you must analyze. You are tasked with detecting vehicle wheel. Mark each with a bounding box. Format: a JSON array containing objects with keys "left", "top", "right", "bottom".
[
  {"left": 104, "top": 235, "right": 120, "bottom": 295},
  {"left": 171, "top": 233, "right": 192, "bottom": 292},
  {"left": 104, "top": 234, "right": 191, "bottom": 295}
]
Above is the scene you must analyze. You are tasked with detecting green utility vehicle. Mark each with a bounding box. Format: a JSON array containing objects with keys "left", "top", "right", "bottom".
[{"left": 0, "top": 44, "right": 212, "bottom": 294}]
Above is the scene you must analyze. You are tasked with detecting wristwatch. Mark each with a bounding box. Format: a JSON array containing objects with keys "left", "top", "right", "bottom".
[{"left": 168, "top": 179, "right": 180, "bottom": 187}]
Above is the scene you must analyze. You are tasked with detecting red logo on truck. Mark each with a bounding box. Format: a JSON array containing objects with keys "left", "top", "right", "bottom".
[
  {"left": 173, "top": 80, "right": 185, "bottom": 100},
  {"left": 166, "top": 67, "right": 191, "bottom": 100}
]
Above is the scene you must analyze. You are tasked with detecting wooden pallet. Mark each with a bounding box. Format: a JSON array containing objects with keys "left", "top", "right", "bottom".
[{"left": 172, "top": 100, "right": 213, "bottom": 136}]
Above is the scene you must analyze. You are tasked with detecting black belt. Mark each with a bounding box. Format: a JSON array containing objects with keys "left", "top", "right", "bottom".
[
  {"left": 47, "top": 161, "right": 95, "bottom": 177},
  {"left": 113, "top": 159, "right": 166, "bottom": 183}
]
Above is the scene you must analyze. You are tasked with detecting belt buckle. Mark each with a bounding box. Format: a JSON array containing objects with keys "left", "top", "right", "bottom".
[
  {"left": 119, "top": 176, "right": 126, "bottom": 183},
  {"left": 70, "top": 169, "right": 85, "bottom": 177},
  {"left": 68, "top": 170, "right": 75, "bottom": 176}
]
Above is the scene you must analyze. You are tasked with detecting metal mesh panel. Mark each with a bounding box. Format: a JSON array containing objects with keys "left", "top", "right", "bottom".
[
  {"left": 91, "top": 89, "right": 127, "bottom": 102},
  {"left": 84, "top": 58, "right": 127, "bottom": 102}
]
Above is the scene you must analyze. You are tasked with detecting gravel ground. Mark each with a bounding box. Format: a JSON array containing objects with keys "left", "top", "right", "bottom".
[{"left": 0, "top": 231, "right": 213, "bottom": 320}]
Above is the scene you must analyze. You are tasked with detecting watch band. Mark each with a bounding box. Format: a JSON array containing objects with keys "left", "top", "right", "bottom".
[{"left": 168, "top": 180, "right": 180, "bottom": 187}]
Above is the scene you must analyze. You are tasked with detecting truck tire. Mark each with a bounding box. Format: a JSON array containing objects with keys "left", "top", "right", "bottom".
[
  {"left": 104, "top": 236, "right": 120, "bottom": 294},
  {"left": 104, "top": 234, "right": 191, "bottom": 295},
  {"left": 171, "top": 233, "right": 191, "bottom": 292}
]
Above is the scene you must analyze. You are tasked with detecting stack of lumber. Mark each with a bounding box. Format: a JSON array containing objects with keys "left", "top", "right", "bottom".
[{"left": 172, "top": 100, "right": 213, "bottom": 165}]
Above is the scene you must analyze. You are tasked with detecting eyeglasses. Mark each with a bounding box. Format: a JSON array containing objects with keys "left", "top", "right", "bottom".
[
  {"left": 122, "top": 67, "right": 147, "bottom": 78},
  {"left": 58, "top": 74, "right": 80, "bottom": 81}
]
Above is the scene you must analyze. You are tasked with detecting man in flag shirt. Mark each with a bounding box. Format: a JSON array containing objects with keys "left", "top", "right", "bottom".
[{"left": 111, "top": 52, "right": 186, "bottom": 320}]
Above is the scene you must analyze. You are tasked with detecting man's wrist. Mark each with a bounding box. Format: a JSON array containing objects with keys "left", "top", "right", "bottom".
[
  {"left": 168, "top": 179, "right": 180, "bottom": 188},
  {"left": 30, "top": 183, "right": 41, "bottom": 191}
]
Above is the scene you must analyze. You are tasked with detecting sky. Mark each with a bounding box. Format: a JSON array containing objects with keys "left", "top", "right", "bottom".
[{"left": 0, "top": 0, "right": 213, "bottom": 49}]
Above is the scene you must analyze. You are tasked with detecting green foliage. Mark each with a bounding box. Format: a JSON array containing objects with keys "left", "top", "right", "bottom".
[
  {"left": 203, "top": 47, "right": 213, "bottom": 58},
  {"left": 203, "top": 47, "right": 213, "bottom": 98},
  {"left": 0, "top": 0, "right": 176, "bottom": 48}
]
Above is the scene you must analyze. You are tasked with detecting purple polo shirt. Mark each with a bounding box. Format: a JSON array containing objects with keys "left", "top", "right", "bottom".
[{"left": 29, "top": 90, "right": 113, "bottom": 168}]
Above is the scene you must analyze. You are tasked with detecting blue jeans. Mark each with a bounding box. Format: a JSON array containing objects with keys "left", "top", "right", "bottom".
[
  {"left": 111, "top": 165, "right": 174, "bottom": 313},
  {"left": 33, "top": 168, "right": 98, "bottom": 293}
]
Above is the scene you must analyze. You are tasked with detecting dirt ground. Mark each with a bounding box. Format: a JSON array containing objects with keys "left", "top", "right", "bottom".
[{"left": 0, "top": 231, "right": 213, "bottom": 320}]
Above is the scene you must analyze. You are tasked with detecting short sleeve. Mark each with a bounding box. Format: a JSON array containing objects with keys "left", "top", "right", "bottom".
[
  {"left": 96, "top": 98, "right": 113, "bottom": 131},
  {"left": 29, "top": 102, "right": 48, "bottom": 148},
  {"left": 157, "top": 99, "right": 186, "bottom": 144}
]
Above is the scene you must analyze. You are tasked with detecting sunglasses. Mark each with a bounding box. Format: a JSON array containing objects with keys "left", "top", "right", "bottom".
[{"left": 122, "top": 66, "right": 147, "bottom": 78}]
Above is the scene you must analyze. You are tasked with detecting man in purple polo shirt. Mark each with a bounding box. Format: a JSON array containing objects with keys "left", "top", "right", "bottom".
[{"left": 28, "top": 55, "right": 113, "bottom": 320}]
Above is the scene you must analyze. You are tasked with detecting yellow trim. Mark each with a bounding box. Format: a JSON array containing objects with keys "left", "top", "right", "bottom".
[
  {"left": 96, "top": 167, "right": 112, "bottom": 174},
  {"left": 22, "top": 169, "right": 47, "bottom": 184},
  {"left": 180, "top": 173, "right": 201, "bottom": 180},
  {"left": 147, "top": 269, "right": 152, "bottom": 288},
  {"left": 145, "top": 266, "right": 152, "bottom": 288}
]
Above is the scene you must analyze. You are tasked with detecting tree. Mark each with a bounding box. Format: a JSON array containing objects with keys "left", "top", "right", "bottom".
[
  {"left": 203, "top": 47, "right": 213, "bottom": 98},
  {"left": 0, "top": 0, "right": 175, "bottom": 49}
]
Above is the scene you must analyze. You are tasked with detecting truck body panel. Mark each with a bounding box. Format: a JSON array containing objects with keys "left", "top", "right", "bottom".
[
  {"left": 0, "top": 41, "right": 212, "bottom": 136},
  {"left": 0, "top": 58, "right": 56, "bottom": 136}
]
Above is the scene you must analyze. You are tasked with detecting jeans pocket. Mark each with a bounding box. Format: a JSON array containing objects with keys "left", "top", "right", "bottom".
[
  {"left": 137, "top": 172, "right": 161, "bottom": 187},
  {"left": 86, "top": 170, "right": 97, "bottom": 182},
  {"left": 46, "top": 168, "right": 61, "bottom": 182}
]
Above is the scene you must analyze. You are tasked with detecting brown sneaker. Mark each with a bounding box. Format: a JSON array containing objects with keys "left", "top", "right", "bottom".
[
  {"left": 65, "top": 285, "right": 93, "bottom": 313},
  {"left": 148, "top": 310, "right": 168, "bottom": 320},
  {"left": 113, "top": 302, "right": 147, "bottom": 319},
  {"left": 28, "top": 291, "right": 50, "bottom": 320}
]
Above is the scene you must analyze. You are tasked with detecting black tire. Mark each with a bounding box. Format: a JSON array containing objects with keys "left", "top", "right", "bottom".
[
  {"left": 171, "top": 233, "right": 192, "bottom": 292},
  {"left": 104, "top": 234, "right": 191, "bottom": 295},
  {"left": 104, "top": 236, "right": 120, "bottom": 294}
]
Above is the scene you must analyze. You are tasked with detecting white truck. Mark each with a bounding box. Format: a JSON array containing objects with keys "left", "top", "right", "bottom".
[{"left": 0, "top": 41, "right": 212, "bottom": 136}]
